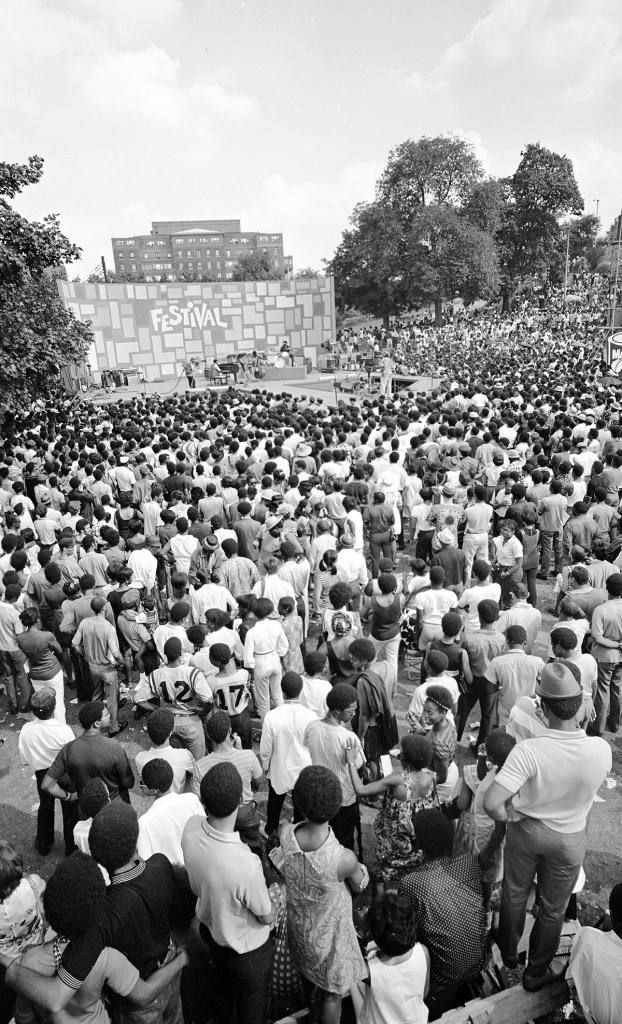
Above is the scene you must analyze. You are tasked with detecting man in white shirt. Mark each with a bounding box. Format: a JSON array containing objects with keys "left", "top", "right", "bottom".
[
  {"left": 182, "top": 763, "right": 276, "bottom": 1024},
  {"left": 18, "top": 687, "right": 76, "bottom": 855},
  {"left": 243, "top": 598, "right": 289, "bottom": 721},
  {"left": 497, "top": 583, "right": 542, "bottom": 654},
  {"left": 162, "top": 518, "right": 199, "bottom": 576},
  {"left": 570, "top": 883, "right": 622, "bottom": 1024},
  {"left": 259, "top": 672, "right": 315, "bottom": 836},
  {"left": 485, "top": 662, "right": 611, "bottom": 991},
  {"left": 137, "top": 758, "right": 204, "bottom": 865},
  {"left": 135, "top": 707, "right": 195, "bottom": 794},
  {"left": 128, "top": 538, "right": 158, "bottom": 595}
]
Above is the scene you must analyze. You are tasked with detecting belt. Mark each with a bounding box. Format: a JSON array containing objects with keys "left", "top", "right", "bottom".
[
  {"left": 173, "top": 710, "right": 199, "bottom": 717},
  {"left": 255, "top": 649, "right": 276, "bottom": 656}
]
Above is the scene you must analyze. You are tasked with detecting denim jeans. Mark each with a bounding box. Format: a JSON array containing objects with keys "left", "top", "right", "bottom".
[
  {"left": 0, "top": 647, "right": 30, "bottom": 711},
  {"left": 498, "top": 817, "right": 585, "bottom": 976},
  {"left": 540, "top": 530, "right": 562, "bottom": 574}
]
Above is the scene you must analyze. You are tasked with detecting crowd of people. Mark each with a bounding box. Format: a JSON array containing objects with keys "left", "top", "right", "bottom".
[{"left": 1, "top": 284, "right": 622, "bottom": 1024}]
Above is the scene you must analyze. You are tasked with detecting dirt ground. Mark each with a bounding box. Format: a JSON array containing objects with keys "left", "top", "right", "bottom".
[{"left": 1, "top": 565, "right": 620, "bottom": 1023}]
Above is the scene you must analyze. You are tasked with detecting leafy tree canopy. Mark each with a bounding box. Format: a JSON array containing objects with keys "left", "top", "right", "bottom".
[
  {"left": 0, "top": 155, "right": 91, "bottom": 411},
  {"left": 232, "top": 251, "right": 283, "bottom": 281},
  {"left": 376, "top": 134, "right": 484, "bottom": 221}
]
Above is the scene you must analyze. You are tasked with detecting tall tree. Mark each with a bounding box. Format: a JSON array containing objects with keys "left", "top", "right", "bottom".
[
  {"left": 0, "top": 155, "right": 91, "bottom": 411},
  {"left": 376, "top": 134, "right": 484, "bottom": 222},
  {"left": 404, "top": 206, "right": 499, "bottom": 323},
  {"left": 500, "top": 143, "right": 584, "bottom": 306},
  {"left": 232, "top": 251, "right": 283, "bottom": 281},
  {"left": 325, "top": 202, "right": 410, "bottom": 328}
]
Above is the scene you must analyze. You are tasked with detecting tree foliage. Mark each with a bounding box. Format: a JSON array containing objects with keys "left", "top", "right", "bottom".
[
  {"left": 0, "top": 155, "right": 91, "bottom": 411},
  {"left": 232, "top": 251, "right": 283, "bottom": 281},
  {"left": 325, "top": 202, "right": 410, "bottom": 326},
  {"left": 376, "top": 134, "right": 484, "bottom": 221}
]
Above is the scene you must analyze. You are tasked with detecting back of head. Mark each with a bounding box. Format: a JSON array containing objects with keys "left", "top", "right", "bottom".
[
  {"left": 146, "top": 707, "right": 175, "bottom": 744},
  {"left": 163, "top": 637, "right": 183, "bottom": 662},
  {"left": 424, "top": 684, "right": 453, "bottom": 712},
  {"left": 281, "top": 670, "right": 303, "bottom": 699},
  {"left": 429, "top": 566, "right": 445, "bottom": 586},
  {"left": 485, "top": 728, "right": 516, "bottom": 766},
  {"left": 412, "top": 808, "right": 453, "bottom": 859},
  {"left": 368, "top": 892, "right": 418, "bottom": 957},
  {"left": 78, "top": 700, "right": 105, "bottom": 730},
  {"left": 169, "top": 601, "right": 190, "bottom": 624},
  {"left": 43, "top": 853, "right": 107, "bottom": 940},
  {"left": 441, "top": 611, "right": 462, "bottom": 637},
  {"left": 79, "top": 778, "right": 110, "bottom": 820},
  {"left": 205, "top": 710, "right": 231, "bottom": 744},
  {"left": 200, "top": 761, "right": 242, "bottom": 817},
  {"left": 141, "top": 758, "right": 174, "bottom": 794},
  {"left": 293, "top": 765, "right": 342, "bottom": 824},
  {"left": 425, "top": 649, "right": 449, "bottom": 675},
  {"left": 472, "top": 559, "right": 491, "bottom": 581},
  {"left": 478, "top": 598, "right": 499, "bottom": 625},
  {"left": 89, "top": 802, "right": 139, "bottom": 872}
]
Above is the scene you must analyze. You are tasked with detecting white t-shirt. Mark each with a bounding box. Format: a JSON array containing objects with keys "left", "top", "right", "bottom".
[
  {"left": 408, "top": 676, "right": 459, "bottom": 723},
  {"left": 135, "top": 745, "right": 195, "bottom": 794},
  {"left": 459, "top": 583, "right": 502, "bottom": 632},
  {"left": 570, "top": 927, "right": 622, "bottom": 1024},
  {"left": 137, "top": 792, "right": 205, "bottom": 864},
  {"left": 300, "top": 675, "right": 332, "bottom": 718},
  {"left": 414, "top": 589, "right": 458, "bottom": 626},
  {"left": 495, "top": 730, "right": 611, "bottom": 832}
]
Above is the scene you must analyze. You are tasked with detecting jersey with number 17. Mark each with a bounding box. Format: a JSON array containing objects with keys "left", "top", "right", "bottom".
[{"left": 211, "top": 669, "right": 251, "bottom": 716}]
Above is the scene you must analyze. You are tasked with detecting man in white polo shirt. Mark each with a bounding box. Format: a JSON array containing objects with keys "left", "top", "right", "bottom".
[
  {"left": 484, "top": 662, "right": 611, "bottom": 992},
  {"left": 182, "top": 762, "right": 276, "bottom": 1024}
]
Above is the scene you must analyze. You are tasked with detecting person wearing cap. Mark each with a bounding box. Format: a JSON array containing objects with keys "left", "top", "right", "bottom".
[
  {"left": 72, "top": 597, "right": 126, "bottom": 736},
  {"left": 589, "top": 572, "right": 622, "bottom": 737},
  {"left": 550, "top": 626, "right": 597, "bottom": 727},
  {"left": 135, "top": 636, "right": 213, "bottom": 760},
  {"left": 188, "top": 532, "right": 223, "bottom": 587},
  {"left": 484, "top": 661, "right": 612, "bottom": 991},
  {"left": 18, "top": 687, "right": 76, "bottom": 856},
  {"left": 486, "top": 625, "right": 544, "bottom": 730}
]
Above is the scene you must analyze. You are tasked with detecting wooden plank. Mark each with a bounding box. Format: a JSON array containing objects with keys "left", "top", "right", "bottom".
[{"left": 436, "top": 972, "right": 571, "bottom": 1024}]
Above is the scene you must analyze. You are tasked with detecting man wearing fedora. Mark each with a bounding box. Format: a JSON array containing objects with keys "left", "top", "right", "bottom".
[
  {"left": 188, "top": 532, "right": 223, "bottom": 586},
  {"left": 484, "top": 661, "right": 611, "bottom": 991}
]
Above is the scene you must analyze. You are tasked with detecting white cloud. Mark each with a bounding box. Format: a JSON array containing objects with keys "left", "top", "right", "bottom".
[
  {"left": 405, "top": 0, "right": 622, "bottom": 103},
  {"left": 240, "top": 161, "right": 384, "bottom": 269}
]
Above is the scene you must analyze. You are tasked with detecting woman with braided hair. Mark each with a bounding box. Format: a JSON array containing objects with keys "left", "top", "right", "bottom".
[{"left": 411, "top": 684, "right": 459, "bottom": 806}]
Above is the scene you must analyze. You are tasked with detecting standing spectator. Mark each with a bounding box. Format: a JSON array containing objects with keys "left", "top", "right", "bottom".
[
  {"left": 243, "top": 597, "right": 289, "bottom": 722},
  {"left": 182, "top": 762, "right": 277, "bottom": 1024},
  {"left": 72, "top": 597, "right": 126, "bottom": 736},
  {"left": 137, "top": 759, "right": 204, "bottom": 865},
  {"left": 281, "top": 766, "right": 368, "bottom": 1024},
  {"left": 570, "top": 882, "right": 622, "bottom": 1024},
  {"left": 18, "top": 687, "right": 76, "bottom": 856},
  {"left": 0, "top": 584, "right": 29, "bottom": 714},
  {"left": 16, "top": 608, "right": 66, "bottom": 721},
  {"left": 42, "top": 700, "right": 135, "bottom": 804},
  {"left": 484, "top": 662, "right": 611, "bottom": 991},
  {"left": 135, "top": 707, "right": 195, "bottom": 794},
  {"left": 303, "top": 683, "right": 365, "bottom": 851},
  {"left": 134, "top": 637, "right": 212, "bottom": 760},
  {"left": 537, "top": 480, "right": 567, "bottom": 579},
  {"left": 259, "top": 671, "right": 315, "bottom": 836},
  {"left": 589, "top": 572, "right": 622, "bottom": 737}
]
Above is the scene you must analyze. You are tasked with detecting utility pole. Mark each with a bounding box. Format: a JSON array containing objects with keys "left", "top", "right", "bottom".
[
  {"left": 612, "top": 211, "right": 622, "bottom": 330},
  {"left": 101, "top": 257, "right": 109, "bottom": 283},
  {"left": 595, "top": 199, "right": 600, "bottom": 218},
  {"left": 563, "top": 227, "right": 571, "bottom": 301}
]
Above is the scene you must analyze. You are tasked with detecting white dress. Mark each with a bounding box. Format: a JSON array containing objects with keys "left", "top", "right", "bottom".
[{"left": 360, "top": 944, "right": 429, "bottom": 1024}]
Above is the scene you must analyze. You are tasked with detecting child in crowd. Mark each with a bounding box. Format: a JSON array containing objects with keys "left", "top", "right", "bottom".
[
  {"left": 350, "top": 892, "right": 430, "bottom": 1024},
  {"left": 299, "top": 650, "right": 332, "bottom": 718},
  {"left": 407, "top": 650, "right": 459, "bottom": 729}
]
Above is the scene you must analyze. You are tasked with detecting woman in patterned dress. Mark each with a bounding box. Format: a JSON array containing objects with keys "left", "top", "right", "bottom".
[
  {"left": 345, "top": 734, "right": 437, "bottom": 894},
  {"left": 281, "top": 766, "right": 369, "bottom": 1024}
]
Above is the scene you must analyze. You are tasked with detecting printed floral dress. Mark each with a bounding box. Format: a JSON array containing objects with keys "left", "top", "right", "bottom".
[{"left": 372, "top": 769, "right": 436, "bottom": 883}]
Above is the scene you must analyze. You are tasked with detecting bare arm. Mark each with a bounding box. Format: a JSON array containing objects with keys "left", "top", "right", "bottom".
[
  {"left": 482, "top": 779, "right": 515, "bottom": 822},
  {"left": 126, "top": 950, "right": 188, "bottom": 1006},
  {"left": 6, "top": 964, "right": 76, "bottom": 1014}
]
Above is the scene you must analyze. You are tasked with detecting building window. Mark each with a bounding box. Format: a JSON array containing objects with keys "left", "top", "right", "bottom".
[
  {"left": 186, "top": 250, "right": 192, "bottom": 257},
  {"left": 211, "top": 236, "right": 220, "bottom": 242},
  {"left": 130, "top": 251, "right": 135, "bottom": 258},
  {"left": 146, "top": 240, "right": 155, "bottom": 247},
  {"left": 156, "top": 240, "right": 166, "bottom": 246},
  {"left": 262, "top": 248, "right": 267, "bottom": 253},
  {"left": 178, "top": 263, "right": 183, "bottom": 270},
  {"left": 174, "top": 237, "right": 183, "bottom": 244},
  {"left": 225, "top": 250, "right": 231, "bottom": 257},
  {"left": 188, "top": 262, "right": 193, "bottom": 269},
  {"left": 239, "top": 237, "right": 248, "bottom": 243},
  {"left": 215, "top": 249, "right": 220, "bottom": 256},
  {"left": 176, "top": 250, "right": 182, "bottom": 257},
  {"left": 197, "top": 262, "right": 203, "bottom": 270},
  {"left": 131, "top": 264, "right": 136, "bottom": 271},
  {"left": 226, "top": 272, "right": 233, "bottom": 279},
  {"left": 271, "top": 235, "right": 280, "bottom": 241}
]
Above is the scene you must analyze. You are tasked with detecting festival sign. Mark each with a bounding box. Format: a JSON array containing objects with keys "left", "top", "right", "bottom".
[{"left": 607, "top": 332, "right": 622, "bottom": 375}]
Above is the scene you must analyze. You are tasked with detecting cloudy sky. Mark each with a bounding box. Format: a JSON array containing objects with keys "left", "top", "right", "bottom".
[{"left": 2, "top": 0, "right": 621, "bottom": 278}]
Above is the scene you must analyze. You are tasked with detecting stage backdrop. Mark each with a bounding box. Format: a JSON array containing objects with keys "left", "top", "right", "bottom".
[{"left": 57, "top": 277, "right": 335, "bottom": 380}]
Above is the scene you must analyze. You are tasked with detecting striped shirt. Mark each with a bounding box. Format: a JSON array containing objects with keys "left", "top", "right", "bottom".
[{"left": 303, "top": 718, "right": 364, "bottom": 806}]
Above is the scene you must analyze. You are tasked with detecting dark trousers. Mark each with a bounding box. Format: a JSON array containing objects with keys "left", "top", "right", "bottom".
[
  {"left": 329, "top": 801, "right": 359, "bottom": 852},
  {"left": 523, "top": 566, "right": 538, "bottom": 607},
  {"left": 456, "top": 675, "right": 497, "bottom": 745},
  {"left": 415, "top": 531, "right": 434, "bottom": 564},
  {"left": 499, "top": 818, "right": 584, "bottom": 977},
  {"left": 34, "top": 769, "right": 79, "bottom": 855},
  {"left": 0, "top": 648, "right": 30, "bottom": 711},
  {"left": 265, "top": 783, "right": 302, "bottom": 836},
  {"left": 199, "top": 925, "right": 272, "bottom": 1024},
  {"left": 230, "top": 706, "right": 252, "bottom": 749},
  {"left": 592, "top": 661, "right": 622, "bottom": 736},
  {"left": 540, "top": 529, "right": 562, "bottom": 574}
]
